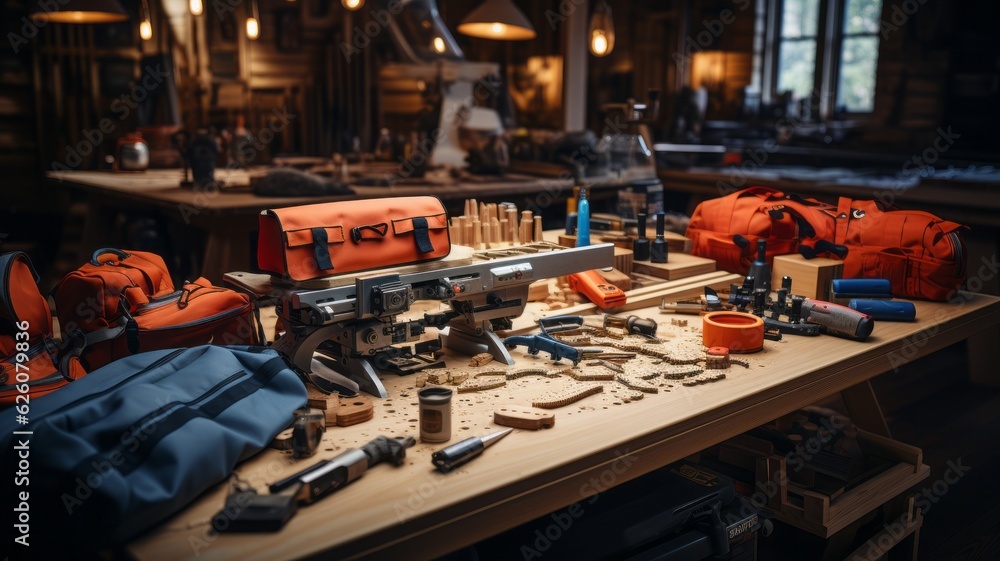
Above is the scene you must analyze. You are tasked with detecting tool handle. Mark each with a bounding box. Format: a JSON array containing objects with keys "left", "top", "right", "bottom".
[
  {"left": 832, "top": 278, "right": 892, "bottom": 296},
  {"left": 849, "top": 299, "right": 916, "bottom": 321},
  {"left": 567, "top": 270, "right": 627, "bottom": 309},
  {"left": 801, "top": 299, "right": 874, "bottom": 340},
  {"left": 361, "top": 435, "right": 416, "bottom": 467},
  {"left": 432, "top": 437, "right": 484, "bottom": 473}
]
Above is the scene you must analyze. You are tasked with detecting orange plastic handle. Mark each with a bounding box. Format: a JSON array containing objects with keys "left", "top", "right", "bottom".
[{"left": 567, "top": 270, "right": 627, "bottom": 309}]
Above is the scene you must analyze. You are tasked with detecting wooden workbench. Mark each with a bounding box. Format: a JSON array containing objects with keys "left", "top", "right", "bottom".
[
  {"left": 127, "top": 290, "right": 1000, "bottom": 560},
  {"left": 46, "top": 168, "right": 608, "bottom": 282}
]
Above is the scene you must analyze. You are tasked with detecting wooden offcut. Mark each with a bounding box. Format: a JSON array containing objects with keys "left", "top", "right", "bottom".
[
  {"left": 771, "top": 254, "right": 844, "bottom": 300},
  {"left": 494, "top": 406, "right": 555, "bottom": 430},
  {"left": 632, "top": 252, "right": 716, "bottom": 281}
]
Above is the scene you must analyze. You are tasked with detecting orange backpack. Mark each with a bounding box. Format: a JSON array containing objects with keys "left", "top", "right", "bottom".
[
  {"left": 53, "top": 248, "right": 258, "bottom": 370},
  {"left": 1, "top": 252, "right": 86, "bottom": 406},
  {"left": 686, "top": 187, "right": 967, "bottom": 301}
]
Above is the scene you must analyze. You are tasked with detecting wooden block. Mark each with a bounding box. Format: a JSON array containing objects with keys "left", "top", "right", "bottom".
[
  {"left": 494, "top": 405, "right": 555, "bottom": 430},
  {"left": 336, "top": 395, "right": 374, "bottom": 426},
  {"left": 771, "top": 254, "right": 843, "bottom": 300},
  {"left": 533, "top": 217, "right": 543, "bottom": 243},
  {"left": 528, "top": 279, "right": 553, "bottom": 302},
  {"left": 614, "top": 246, "right": 633, "bottom": 276},
  {"left": 633, "top": 252, "right": 716, "bottom": 281},
  {"left": 597, "top": 268, "right": 632, "bottom": 291},
  {"left": 307, "top": 387, "right": 337, "bottom": 410}
]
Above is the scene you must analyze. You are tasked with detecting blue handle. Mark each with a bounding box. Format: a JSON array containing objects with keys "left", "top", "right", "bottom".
[
  {"left": 832, "top": 278, "right": 892, "bottom": 296},
  {"left": 849, "top": 299, "right": 916, "bottom": 321}
]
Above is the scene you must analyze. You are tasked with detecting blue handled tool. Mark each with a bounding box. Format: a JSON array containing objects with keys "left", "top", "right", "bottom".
[
  {"left": 849, "top": 299, "right": 916, "bottom": 321},
  {"left": 832, "top": 278, "right": 893, "bottom": 298}
]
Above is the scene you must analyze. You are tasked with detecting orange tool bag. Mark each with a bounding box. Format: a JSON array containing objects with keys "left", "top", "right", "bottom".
[
  {"left": 53, "top": 248, "right": 258, "bottom": 370},
  {"left": 686, "top": 186, "right": 967, "bottom": 301},
  {"left": 258, "top": 196, "right": 451, "bottom": 281},
  {"left": 1, "top": 252, "right": 86, "bottom": 406}
]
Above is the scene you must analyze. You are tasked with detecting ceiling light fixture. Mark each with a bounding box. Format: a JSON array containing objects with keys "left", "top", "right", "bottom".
[
  {"left": 31, "top": 0, "right": 128, "bottom": 23},
  {"left": 457, "top": 0, "right": 535, "bottom": 41},
  {"left": 246, "top": 0, "right": 260, "bottom": 40},
  {"left": 588, "top": 0, "right": 614, "bottom": 57},
  {"left": 139, "top": 0, "right": 152, "bottom": 40}
]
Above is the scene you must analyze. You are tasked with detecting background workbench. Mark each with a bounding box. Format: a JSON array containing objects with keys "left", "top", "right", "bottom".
[
  {"left": 45, "top": 169, "right": 627, "bottom": 282},
  {"left": 127, "top": 291, "right": 1000, "bottom": 561}
]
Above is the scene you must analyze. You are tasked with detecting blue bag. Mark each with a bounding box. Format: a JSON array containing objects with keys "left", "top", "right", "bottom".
[{"left": 1, "top": 345, "right": 306, "bottom": 551}]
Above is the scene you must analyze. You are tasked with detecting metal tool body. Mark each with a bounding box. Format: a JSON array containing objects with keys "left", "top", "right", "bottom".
[
  {"left": 539, "top": 314, "right": 657, "bottom": 339},
  {"left": 503, "top": 335, "right": 587, "bottom": 365},
  {"left": 660, "top": 287, "right": 733, "bottom": 315},
  {"left": 270, "top": 435, "right": 415, "bottom": 503},
  {"left": 432, "top": 428, "right": 512, "bottom": 473},
  {"left": 267, "top": 243, "right": 615, "bottom": 396},
  {"left": 729, "top": 275, "right": 873, "bottom": 340}
]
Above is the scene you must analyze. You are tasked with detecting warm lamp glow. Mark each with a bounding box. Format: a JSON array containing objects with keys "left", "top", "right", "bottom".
[
  {"left": 30, "top": 0, "right": 128, "bottom": 23},
  {"left": 588, "top": 0, "right": 614, "bottom": 56},
  {"left": 432, "top": 36, "right": 446, "bottom": 53},
  {"left": 591, "top": 31, "right": 608, "bottom": 55},
  {"left": 189, "top": 0, "right": 203, "bottom": 15},
  {"left": 342, "top": 0, "right": 363, "bottom": 10},
  {"left": 457, "top": 0, "right": 536, "bottom": 40},
  {"left": 139, "top": 19, "right": 152, "bottom": 40},
  {"left": 246, "top": 16, "right": 259, "bottom": 39}
]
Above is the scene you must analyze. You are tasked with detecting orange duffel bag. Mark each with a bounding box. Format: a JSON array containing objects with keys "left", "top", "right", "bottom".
[
  {"left": 1, "top": 252, "right": 86, "bottom": 406},
  {"left": 258, "top": 196, "right": 451, "bottom": 281},
  {"left": 686, "top": 187, "right": 967, "bottom": 301},
  {"left": 54, "top": 248, "right": 257, "bottom": 370}
]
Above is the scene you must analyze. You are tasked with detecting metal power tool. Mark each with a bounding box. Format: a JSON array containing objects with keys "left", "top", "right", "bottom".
[
  {"left": 233, "top": 242, "right": 615, "bottom": 397},
  {"left": 729, "top": 275, "right": 874, "bottom": 341}
]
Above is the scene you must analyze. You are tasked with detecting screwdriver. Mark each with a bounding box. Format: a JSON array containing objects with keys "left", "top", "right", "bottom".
[{"left": 431, "top": 428, "right": 512, "bottom": 473}]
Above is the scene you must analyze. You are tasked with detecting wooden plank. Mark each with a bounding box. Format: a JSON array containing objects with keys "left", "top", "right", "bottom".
[{"left": 632, "top": 252, "right": 717, "bottom": 281}]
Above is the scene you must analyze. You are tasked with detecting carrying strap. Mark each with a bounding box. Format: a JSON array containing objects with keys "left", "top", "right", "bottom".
[
  {"left": 67, "top": 355, "right": 289, "bottom": 478},
  {"left": 411, "top": 216, "right": 435, "bottom": 254},
  {"left": 311, "top": 227, "right": 334, "bottom": 271},
  {"left": 835, "top": 197, "right": 853, "bottom": 245}
]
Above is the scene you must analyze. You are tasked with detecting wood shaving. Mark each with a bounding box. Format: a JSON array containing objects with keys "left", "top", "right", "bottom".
[
  {"left": 615, "top": 374, "right": 659, "bottom": 393},
  {"left": 457, "top": 378, "right": 507, "bottom": 393},
  {"left": 532, "top": 385, "right": 603, "bottom": 408}
]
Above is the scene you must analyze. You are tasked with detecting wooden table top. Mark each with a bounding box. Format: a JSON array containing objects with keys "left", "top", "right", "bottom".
[
  {"left": 127, "top": 291, "right": 1000, "bottom": 561},
  {"left": 45, "top": 168, "right": 584, "bottom": 217}
]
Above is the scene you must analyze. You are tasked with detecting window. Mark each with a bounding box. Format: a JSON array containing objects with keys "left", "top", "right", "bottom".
[
  {"left": 767, "top": 0, "right": 882, "bottom": 116},
  {"left": 837, "top": 0, "right": 881, "bottom": 112}
]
